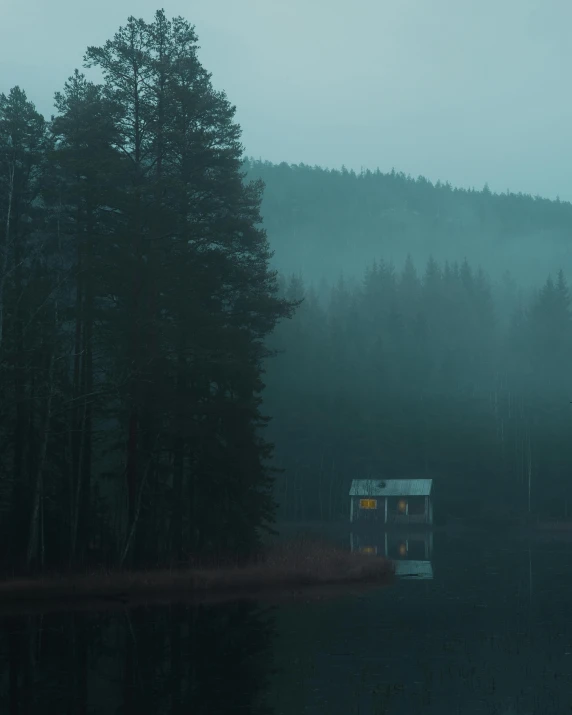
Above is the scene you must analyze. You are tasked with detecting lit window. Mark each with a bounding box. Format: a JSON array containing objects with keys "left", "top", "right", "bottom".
[{"left": 359, "top": 499, "right": 377, "bottom": 509}]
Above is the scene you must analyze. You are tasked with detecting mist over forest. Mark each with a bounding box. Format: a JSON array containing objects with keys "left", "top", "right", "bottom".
[
  {"left": 2, "top": 8, "right": 572, "bottom": 580},
  {"left": 249, "top": 160, "right": 572, "bottom": 522},
  {"left": 245, "top": 158, "right": 572, "bottom": 289},
  {"left": 7, "top": 6, "right": 572, "bottom": 714}
]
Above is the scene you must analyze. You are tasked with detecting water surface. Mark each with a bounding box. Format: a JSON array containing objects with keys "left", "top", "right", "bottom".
[{"left": 1, "top": 532, "right": 571, "bottom": 714}]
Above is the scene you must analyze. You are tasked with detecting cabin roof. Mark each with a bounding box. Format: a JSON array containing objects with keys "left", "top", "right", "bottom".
[{"left": 349, "top": 479, "right": 433, "bottom": 497}]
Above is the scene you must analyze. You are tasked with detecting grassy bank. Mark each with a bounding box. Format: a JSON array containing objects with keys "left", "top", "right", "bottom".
[{"left": 0, "top": 539, "right": 393, "bottom": 615}]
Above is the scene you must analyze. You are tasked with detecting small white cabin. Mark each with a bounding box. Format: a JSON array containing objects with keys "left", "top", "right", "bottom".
[{"left": 349, "top": 478, "right": 433, "bottom": 525}]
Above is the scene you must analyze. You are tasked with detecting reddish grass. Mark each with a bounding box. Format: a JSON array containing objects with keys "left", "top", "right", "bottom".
[{"left": 0, "top": 538, "right": 393, "bottom": 615}]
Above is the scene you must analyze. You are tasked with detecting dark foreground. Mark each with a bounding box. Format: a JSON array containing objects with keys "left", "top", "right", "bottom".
[
  {"left": 2, "top": 529, "right": 572, "bottom": 714},
  {"left": 0, "top": 540, "right": 392, "bottom": 616}
]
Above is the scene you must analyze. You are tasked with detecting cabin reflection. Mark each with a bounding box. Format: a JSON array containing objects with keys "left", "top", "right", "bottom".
[{"left": 350, "top": 530, "right": 434, "bottom": 579}]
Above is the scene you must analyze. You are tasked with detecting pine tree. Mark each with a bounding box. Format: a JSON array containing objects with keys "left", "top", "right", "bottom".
[
  {"left": 48, "top": 69, "right": 124, "bottom": 566},
  {"left": 82, "top": 10, "right": 294, "bottom": 564}
]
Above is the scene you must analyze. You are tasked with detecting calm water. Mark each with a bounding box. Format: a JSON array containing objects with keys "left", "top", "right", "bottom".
[{"left": 2, "top": 532, "right": 572, "bottom": 714}]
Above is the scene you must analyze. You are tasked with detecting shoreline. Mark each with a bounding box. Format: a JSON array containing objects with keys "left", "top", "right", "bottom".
[{"left": 0, "top": 541, "right": 393, "bottom": 616}]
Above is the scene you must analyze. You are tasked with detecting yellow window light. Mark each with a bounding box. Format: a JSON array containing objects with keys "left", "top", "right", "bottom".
[{"left": 359, "top": 499, "right": 377, "bottom": 509}]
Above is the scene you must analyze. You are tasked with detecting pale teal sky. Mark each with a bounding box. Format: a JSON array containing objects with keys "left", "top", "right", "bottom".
[{"left": 2, "top": 0, "right": 572, "bottom": 200}]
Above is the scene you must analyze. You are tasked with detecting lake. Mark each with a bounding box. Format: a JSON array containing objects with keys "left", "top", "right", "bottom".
[{"left": 1, "top": 529, "right": 572, "bottom": 714}]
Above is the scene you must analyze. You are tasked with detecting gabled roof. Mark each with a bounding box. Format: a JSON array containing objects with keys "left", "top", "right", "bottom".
[{"left": 349, "top": 479, "right": 433, "bottom": 497}]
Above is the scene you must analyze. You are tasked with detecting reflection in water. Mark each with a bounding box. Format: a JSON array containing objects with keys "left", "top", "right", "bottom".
[
  {"left": 270, "top": 536, "right": 572, "bottom": 714},
  {"left": 0, "top": 601, "right": 275, "bottom": 715},
  {"left": 2, "top": 538, "right": 569, "bottom": 714},
  {"left": 350, "top": 529, "right": 434, "bottom": 579},
  {"left": 393, "top": 559, "right": 434, "bottom": 579}
]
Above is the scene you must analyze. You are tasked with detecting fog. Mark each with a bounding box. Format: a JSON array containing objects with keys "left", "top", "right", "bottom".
[
  {"left": 4, "top": 0, "right": 572, "bottom": 200},
  {"left": 5, "top": 5, "right": 572, "bottom": 713}
]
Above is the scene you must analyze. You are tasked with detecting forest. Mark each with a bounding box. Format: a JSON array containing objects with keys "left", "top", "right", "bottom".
[
  {"left": 0, "top": 11, "right": 293, "bottom": 574},
  {"left": 244, "top": 158, "right": 572, "bottom": 288},
  {"left": 264, "top": 259, "right": 572, "bottom": 524},
  {"left": 2, "top": 8, "right": 572, "bottom": 578},
  {"left": 241, "top": 161, "right": 572, "bottom": 524}
]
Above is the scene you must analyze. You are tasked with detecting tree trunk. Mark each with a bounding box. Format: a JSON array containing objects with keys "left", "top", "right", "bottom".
[
  {"left": 70, "top": 397, "right": 88, "bottom": 566},
  {"left": 26, "top": 345, "right": 55, "bottom": 569},
  {"left": 0, "top": 161, "right": 14, "bottom": 351},
  {"left": 171, "top": 341, "right": 186, "bottom": 563},
  {"left": 78, "top": 230, "right": 94, "bottom": 566},
  {"left": 318, "top": 450, "right": 324, "bottom": 521},
  {"left": 13, "top": 210, "right": 27, "bottom": 560},
  {"left": 120, "top": 433, "right": 159, "bottom": 567},
  {"left": 70, "top": 209, "right": 83, "bottom": 542}
]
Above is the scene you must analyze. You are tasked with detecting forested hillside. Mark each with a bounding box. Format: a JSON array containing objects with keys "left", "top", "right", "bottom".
[
  {"left": 263, "top": 257, "right": 572, "bottom": 523},
  {"left": 244, "top": 159, "right": 572, "bottom": 523},
  {"left": 245, "top": 159, "right": 572, "bottom": 287}
]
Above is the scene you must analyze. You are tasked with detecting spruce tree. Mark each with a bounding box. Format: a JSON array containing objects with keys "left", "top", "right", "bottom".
[
  {"left": 48, "top": 70, "right": 124, "bottom": 566},
  {"left": 83, "top": 10, "right": 293, "bottom": 564}
]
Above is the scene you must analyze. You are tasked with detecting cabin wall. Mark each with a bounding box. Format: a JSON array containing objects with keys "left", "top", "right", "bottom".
[
  {"left": 350, "top": 495, "right": 386, "bottom": 522},
  {"left": 350, "top": 495, "right": 433, "bottom": 524}
]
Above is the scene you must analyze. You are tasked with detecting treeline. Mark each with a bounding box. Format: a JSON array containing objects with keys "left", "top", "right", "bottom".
[
  {"left": 0, "top": 10, "right": 292, "bottom": 573},
  {"left": 244, "top": 159, "right": 572, "bottom": 288},
  {"left": 264, "top": 257, "right": 572, "bottom": 522}
]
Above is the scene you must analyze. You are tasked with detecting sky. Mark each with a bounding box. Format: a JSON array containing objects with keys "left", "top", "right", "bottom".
[{"left": 2, "top": 0, "right": 572, "bottom": 200}]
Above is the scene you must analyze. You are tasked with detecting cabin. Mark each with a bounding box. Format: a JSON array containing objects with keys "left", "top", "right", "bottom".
[{"left": 349, "top": 478, "right": 433, "bottom": 525}]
